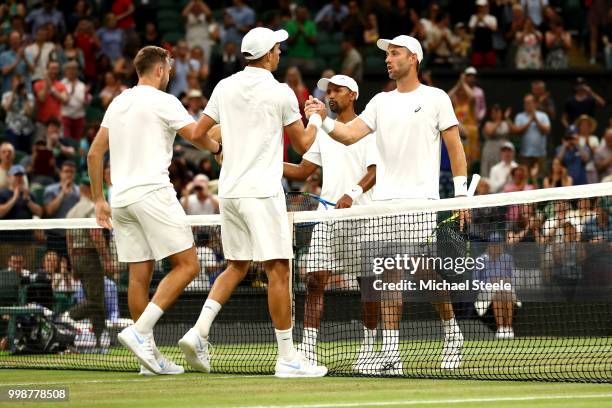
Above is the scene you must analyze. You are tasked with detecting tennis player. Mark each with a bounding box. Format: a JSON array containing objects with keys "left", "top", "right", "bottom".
[
  {"left": 178, "top": 27, "right": 327, "bottom": 378},
  {"left": 305, "top": 35, "right": 468, "bottom": 372},
  {"left": 88, "top": 46, "right": 221, "bottom": 375},
  {"left": 283, "top": 75, "right": 380, "bottom": 373}
]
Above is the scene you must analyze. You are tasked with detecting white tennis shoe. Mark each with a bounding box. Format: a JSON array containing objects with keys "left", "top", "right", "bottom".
[
  {"left": 117, "top": 325, "right": 161, "bottom": 374},
  {"left": 139, "top": 355, "right": 185, "bottom": 376},
  {"left": 178, "top": 328, "right": 211, "bottom": 373},
  {"left": 441, "top": 331, "right": 463, "bottom": 370},
  {"left": 274, "top": 352, "right": 328, "bottom": 378}
]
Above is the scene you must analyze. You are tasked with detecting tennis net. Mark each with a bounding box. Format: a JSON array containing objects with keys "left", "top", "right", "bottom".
[{"left": 0, "top": 183, "right": 610, "bottom": 382}]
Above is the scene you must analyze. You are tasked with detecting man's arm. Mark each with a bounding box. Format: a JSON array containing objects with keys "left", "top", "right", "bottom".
[
  {"left": 283, "top": 159, "right": 318, "bottom": 181},
  {"left": 556, "top": 144, "right": 567, "bottom": 161},
  {"left": 44, "top": 188, "right": 64, "bottom": 217},
  {"left": 36, "top": 81, "right": 48, "bottom": 102},
  {"left": 51, "top": 85, "right": 68, "bottom": 104},
  {"left": 578, "top": 145, "right": 591, "bottom": 163},
  {"left": 210, "top": 195, "right": 220, "bottom": 214},
  {"left": 283, "top": 119, "right": 318, "bottom": 155},
  {"left": 0, "top": 191, "right": 18, "bottom": 218},
  {"left": 187, "top": 114, "right": 222, "bottom": 153},
  {"left": 305, "top": 99, "right": 372, "bottom": 145},
  {"left": 1, "top": 52, "right": 22, "bottom": 75},
  {"left": 441, "top": 125, "right": 468, "bottom": 194},
  {"left": 532, "top": 113, "right": 550, "bottom": 134},
  {"left": 510, "top": 117, "right": 531, "bottom": 134},
  {"left": 87, "top": 126, "right": 112, "bottom": 229},
  {"left": 336, "top": 164, "right": 376, "bottom": 209},
  {"left": 561, "top": 112, "right": 569, "bottom": 128},
  {"left": 586, "top": 86, "right": 606, "bottom": 107},
  {"left": 595, "top": 151, "right": 612, "bottom": 173}
]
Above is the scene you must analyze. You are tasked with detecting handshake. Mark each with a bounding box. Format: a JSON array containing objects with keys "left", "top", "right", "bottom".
[
  {"left": 305, "top": 96, "right": 337, "bottom": 134},
  {"left": 304, "top": 96, "right": 327, "bottom": 120}
]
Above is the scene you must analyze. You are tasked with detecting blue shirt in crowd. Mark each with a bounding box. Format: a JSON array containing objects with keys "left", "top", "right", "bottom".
[
  {"left": 556, "top": 144, "right": 589, "bottom": 185},
  {"left": 477, "top": 252, "right": 514, "bottom": 282},
  {"left": 0, "top": 49, "right": 30, "bottom": 94},
  {"left": 515, "top": 111, "right": 549, "bottom": 158},
  {"left": 74, "top": 277, "right": 119, "bottom": 321}
]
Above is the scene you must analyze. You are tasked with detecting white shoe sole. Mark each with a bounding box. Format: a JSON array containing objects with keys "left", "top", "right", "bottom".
[
  {"left": 139, "top": 365, "right": 185, "bottom": 376},
  {"left": 117, "top": 329, "right": 161, "bottom": 374},
  {"left": 178, "top": 337, "right": 211, "bottom": 373},
  {"left": 274, "top": 367, "right": 328, "bottom": 378}
]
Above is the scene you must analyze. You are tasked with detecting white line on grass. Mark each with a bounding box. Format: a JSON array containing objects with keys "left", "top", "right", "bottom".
[
  {"left": 0, "top": 374, "right": 269, "bottom": 386},
  {"left": 233, "top": 394, "right": 612, "bottom": 408}
]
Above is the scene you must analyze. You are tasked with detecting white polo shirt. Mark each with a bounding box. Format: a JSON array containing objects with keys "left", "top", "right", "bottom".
[
  {"left": 203, "top": 66, "right": 302, "bottom": 198},
  {"left": 358, "top": 84, "right": 458, "bottom": 200},
  {"left": 303, "top": 128, "right": 377, "bottom": 206},
  {"left": 101, "top": 85, "right": 195, "bottom": 207}
]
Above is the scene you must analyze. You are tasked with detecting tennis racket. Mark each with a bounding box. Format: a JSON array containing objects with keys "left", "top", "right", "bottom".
[
  {"left": 426, "top": 174, "right": 481, "bottom": 281},
  {"left": 430, "top": 174, "right": 481, "bottom": 241},
  {"left": 285, "top": 191, "right": 336, "bottom": 212},
  {"left": 286, "top": 192, "right": 336, "bottom": 252}
]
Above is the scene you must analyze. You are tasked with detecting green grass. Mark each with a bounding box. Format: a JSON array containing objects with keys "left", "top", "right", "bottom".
[
  {"left": 1, "top": 337, "right": 610, "bottom": 381},
  {"left": 0, "top": 369, "right": 611, "bottom": 407}
]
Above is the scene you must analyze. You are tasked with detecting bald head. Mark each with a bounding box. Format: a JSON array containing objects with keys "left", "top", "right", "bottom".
[{"left": 1, "top": 143, "right": 15, "bottom": 167}]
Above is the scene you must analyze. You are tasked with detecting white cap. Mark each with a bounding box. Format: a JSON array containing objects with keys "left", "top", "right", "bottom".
[
  {"left": 316, "top": 75, "right": 359, "bottom": 99},
  {"left": 500, "top": 141, "right": 515, "bottom": 152},
  {"left": 464, "top": 66, "right": 477, "bottom": 75},
  {"left": 376, "top": 35, "right": 423, "bottom": 63},
  {"left": 187, "top": 89, "right": 203, "bottom": 98},
  {"left": 241, "top": 27, "right": 288, "bottom": 60},
  {"left": 476, "top": 0, "right": 488, "bottom": 6}
]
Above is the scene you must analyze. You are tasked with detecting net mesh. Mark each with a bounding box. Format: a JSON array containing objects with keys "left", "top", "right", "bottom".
[{"left": 0, "top": 184, "right": 610, "bottom": 382}]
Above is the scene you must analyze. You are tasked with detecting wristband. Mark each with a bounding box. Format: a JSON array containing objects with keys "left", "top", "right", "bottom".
[
  {"left": 453, "top": 176, "right": 468, "bottom": 197},
  {"left": 321, "top": 117, "right": 335, "bottom": 134},
  {"left": 308, "top": 113, "right": 322, "bottom": 129},
  {"left": 214, "top": 143, "right": 222, "bottom": 155},
  {"left": 345, "top": 185, "right": 363, "bottom": 201}
]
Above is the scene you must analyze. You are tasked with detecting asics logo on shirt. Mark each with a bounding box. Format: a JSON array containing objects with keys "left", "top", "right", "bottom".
[{"left": 414, "top": 106, "right": 422, "bottom": 113}]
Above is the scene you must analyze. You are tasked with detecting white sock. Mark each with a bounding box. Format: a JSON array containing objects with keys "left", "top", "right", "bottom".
[
  {"left": 302, "top": 327, "right": 318, "bottom": 349},
  {"left": 443, "top": 317, "right": 461, "bottom": 338},
  {"left": 382, "top": 329, "right": 399, "bottom": 355},
  {"left": 275, "top": 327, "right": 296, "bottom": 360},
  {"left": 195, "top": 299, "right": 222, "bottom": 339},
  {"left": 134, "top": 302, "right": 163, "bottom": 335},
  {"left": 363, "top": 326, "right": 376, "bottom": 350}
]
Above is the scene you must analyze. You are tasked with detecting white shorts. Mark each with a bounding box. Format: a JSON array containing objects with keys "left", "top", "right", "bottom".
[
  {"left": 220, "top": 192, "right": 292, "bottom": 261},
  {"left": 303, "top": 220, "right": 365, "bottom": 275},
  {"left": 370, "top": 200, "right": 436, "bottom": 243},
  {"left": 112, "top": 187, "right": 194, "bottom": 262},
  {"left": 365, "top": 201, "right": 436, "bottom": 260}
]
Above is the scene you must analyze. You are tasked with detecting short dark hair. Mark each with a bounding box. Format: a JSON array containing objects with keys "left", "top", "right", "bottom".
[
  {"left": 61, "top": 160, "right": 77, "bottom": 170},
  {"left": 134, "top": 46, "right": 170, "bottom": 77},
  {"left": 47, "top": 117, "right": 61, "bottom": 128}
]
